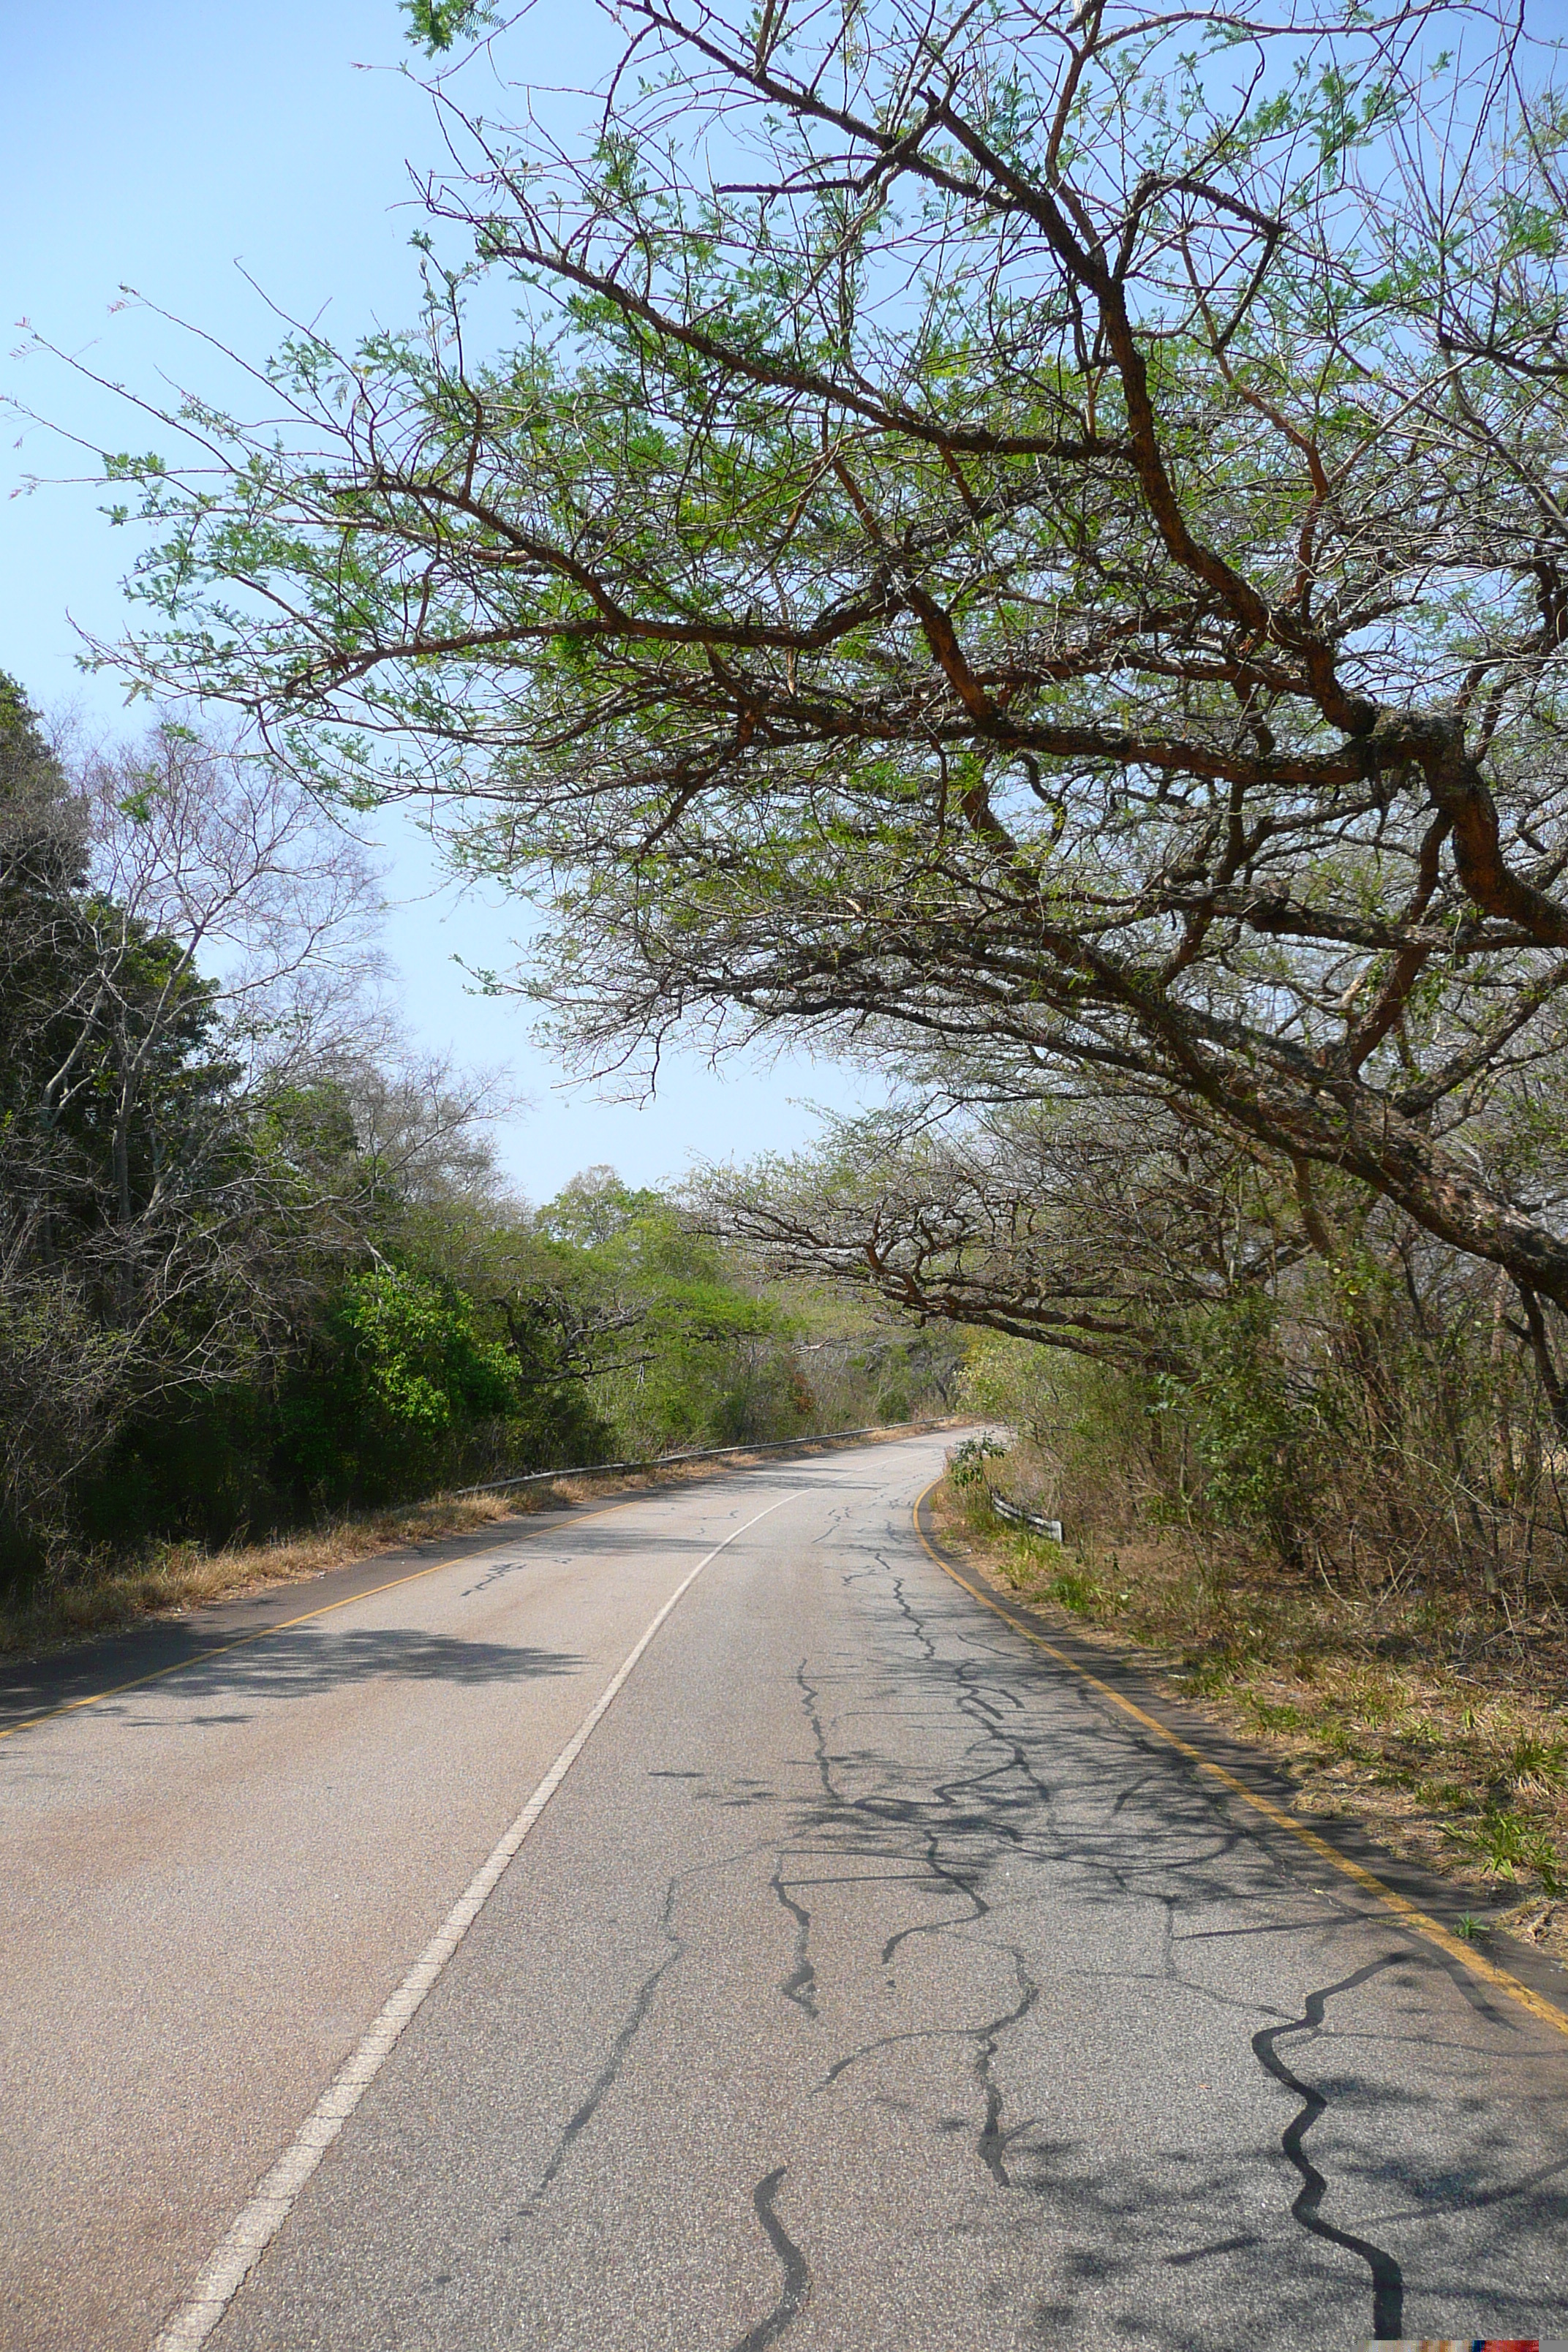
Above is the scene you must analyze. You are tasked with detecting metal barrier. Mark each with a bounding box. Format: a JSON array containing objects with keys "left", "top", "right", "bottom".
[
  {"left": 989, "top": 1489, "right": 1064, "bottom": 1544},
  {"left": 453, "top": 1420, "right": 950, "bottom": 1501}
]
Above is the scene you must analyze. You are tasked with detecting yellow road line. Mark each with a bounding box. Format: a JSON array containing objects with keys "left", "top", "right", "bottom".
[
  {"left": 0, "top": 1490, "right": 658, "bottom": 1748},
  {"left": 913, "top": 1483, "right": 1568, "bottom": 2043}
]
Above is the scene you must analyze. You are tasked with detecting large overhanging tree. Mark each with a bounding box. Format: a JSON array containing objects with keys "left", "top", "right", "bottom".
[{"left": 39, "top": 0, "right": 1568, "bottom": 1382}]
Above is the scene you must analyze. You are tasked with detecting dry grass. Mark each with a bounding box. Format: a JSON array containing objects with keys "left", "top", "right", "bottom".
[
  {"left": 932, "top": 1470, "right": 1568, "bottom": 1962},
  {"left": 0, "top": 1492, "right": 521, "bottom": 1661},
  {"left": 1, "top": 1425, "right": 934, "bottom": 1664}
]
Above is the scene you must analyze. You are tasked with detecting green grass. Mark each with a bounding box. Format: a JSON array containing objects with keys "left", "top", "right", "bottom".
[
  {"left": 1507, "top": 1733, "right": 1568, "bottom": 1784},
  {"left": 1044, "top": 1568, "right": 1105, "bottom": 1615},
  {"left": 1184, "top": 1657, "right": 1243, "bottom": 1697},
  {"left": 1246, "top": 1697, "right": 1306, "bottom": 1733},
  {"left": 1469, "top": 1809, "right": 1564, "bottom": 1895},
  {"left": 1414, "top": 1779, "right": 1469, "bottom": 1811}
]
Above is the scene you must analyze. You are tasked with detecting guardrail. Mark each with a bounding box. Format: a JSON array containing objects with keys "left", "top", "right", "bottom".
[
  {"left": 453, "top": 1419, "right": 951, "bottom": 1501},
  {"left": 989, "top": 1489, "right": 1064, "bottom": 1544}
]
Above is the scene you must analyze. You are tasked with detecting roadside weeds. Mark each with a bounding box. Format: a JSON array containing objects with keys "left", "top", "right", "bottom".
[
  {"left": 931, "top": 1471, "right": 1568, "bottom": 1967},
  {"left": 0, "top": 1494, "right": 520, "bottom": 1662}
]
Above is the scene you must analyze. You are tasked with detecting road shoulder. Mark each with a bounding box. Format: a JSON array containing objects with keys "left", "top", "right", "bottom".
[{"left": 914, "top": 1485, "right": 1568, "bottom": 2038}]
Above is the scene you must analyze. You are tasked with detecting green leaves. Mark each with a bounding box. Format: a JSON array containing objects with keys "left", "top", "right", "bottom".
[
  {"left": 402, "top": 0, "right": 497, "bottom": 57},
  {"left": 331, "top": 1265, "right": 516, "bottom": 1439}
]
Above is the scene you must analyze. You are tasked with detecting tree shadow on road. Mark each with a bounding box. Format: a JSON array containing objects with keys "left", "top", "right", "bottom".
[{"left": 101, "top": 1626, "right": 587, "bottom": 1722}]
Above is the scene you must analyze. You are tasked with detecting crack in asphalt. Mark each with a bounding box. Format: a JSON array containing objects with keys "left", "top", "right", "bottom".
[
  {"left": 728, "top": 2166, "right": 809, "bottom": 2351},
  {"left": 878, "top": 1831, "right": 989, "bottom": 1964},
  {"left": 1251, "top": 1956, "right": 1407, "bottom": 2338},
  {"left": 802, "top": 1535, "right": 1468, "bottom": 2309},
  {"left": 143, "top": 1465, "right": 1568, "bottom": 2352},
  {"left": 1090, "top": 1884, "right": 1297, "bottom": 2031},
  {"left": 974, "top": 1956, "right": 1040, "bottom": 2188},
  {"left": 795, "top": 1645, "right": 992, "bottom": 1970},
  {"left": 886, "top": 1572, "right": 939, "bottom": 1665},
  {"left": 795, "top": 1657, "right": 840, "bottom": 1809},
  {"left": 517, "top": 1879, "right": 684, "bottom": 2217},
  {"left": 502, "top": 1509, "right": 1559, "bottom": 2337},
  {"left": 771, "top": 1852, "right": 820, "bottom": 2020},
  {"left": 796, "top": 1569, "right": 1055, "bottom": 2196},
  {"left": 817, "top": 2020, "right": 972, "bottom": 2087}
]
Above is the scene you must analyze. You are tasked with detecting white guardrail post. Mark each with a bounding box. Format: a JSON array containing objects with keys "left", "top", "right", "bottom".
[{"left": 989, "top": 1490, "right": 1064, "bottom": 1545}]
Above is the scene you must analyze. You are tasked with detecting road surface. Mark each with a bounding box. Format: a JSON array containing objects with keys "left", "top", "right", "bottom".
[{"left": 3, "top": 1432, "right": 1567, "bottom": 2350}]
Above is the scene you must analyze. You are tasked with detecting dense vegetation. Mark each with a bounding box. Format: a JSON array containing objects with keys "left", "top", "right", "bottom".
[
  {"left": 0, "top": 679, "right": 951, "bottom": 1600},
  {"left": 715, "top": 1096, "right": 1568, "bottom": 1608}
]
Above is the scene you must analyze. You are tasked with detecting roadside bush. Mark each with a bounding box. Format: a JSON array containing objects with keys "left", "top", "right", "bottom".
[
  {"left": 958, "top": 1237, "right": 1568, "bottom": 1608},
  {"left": 277, "top": 1266, "right": 522, "bottom": 1504}
]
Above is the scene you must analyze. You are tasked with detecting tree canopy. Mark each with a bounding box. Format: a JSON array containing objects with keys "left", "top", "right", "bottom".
[{"left": 42, "top": 0, "right": 1568, "bottom": 1382}]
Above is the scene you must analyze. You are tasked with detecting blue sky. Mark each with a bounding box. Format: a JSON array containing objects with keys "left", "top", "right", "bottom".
[{"left": 1, "top": 0, "right": 870, "bottom": 1203}]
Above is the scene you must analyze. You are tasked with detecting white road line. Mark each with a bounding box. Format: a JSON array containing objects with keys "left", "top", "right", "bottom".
[{"left": 152, "top": 1489, "right": 802, "bottom": 2352}]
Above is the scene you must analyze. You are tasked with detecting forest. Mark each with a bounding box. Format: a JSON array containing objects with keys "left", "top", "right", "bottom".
[{"left": 0, "top": 676, "right": 954, "bottom": 1599}]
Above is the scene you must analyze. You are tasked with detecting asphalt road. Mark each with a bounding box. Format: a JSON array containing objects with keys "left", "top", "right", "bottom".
[{"left": 4, "top": 1433, "right": 1568, "bottom": 2351}]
